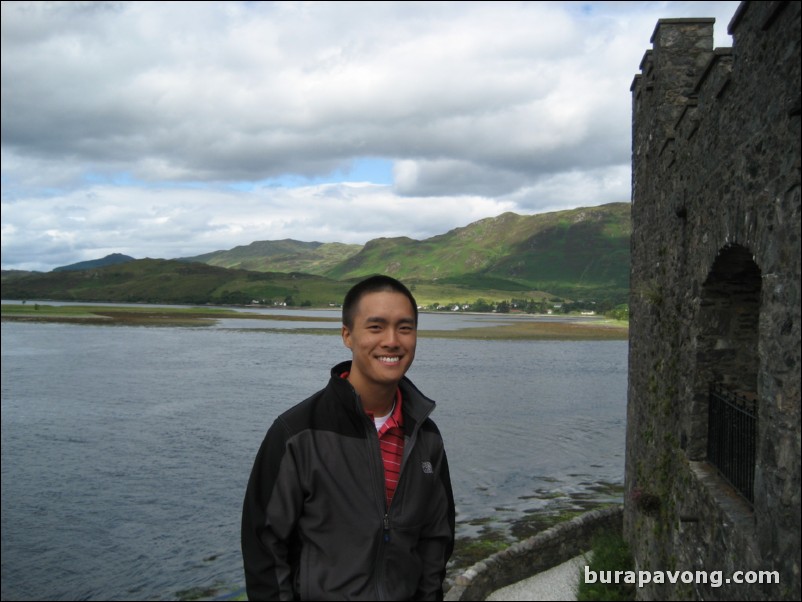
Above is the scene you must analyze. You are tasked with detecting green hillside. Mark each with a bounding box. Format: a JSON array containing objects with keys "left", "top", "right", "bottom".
[
  {"left": 324, "top": 203, "right": 630, "bottom": 301},
  {"left": 52, "top": 253, "right": 136, "bottom": 272},
  {"left": 184, "top": 204, "right": 630, "bottom": 291},
  {"left": 0, "top": 259, "right": 557, "bottom": 308},
  {"left": 0, "top": 259, "right": 351, "bottom": 306},
  {"left": 185, "top": 240, "right": 362, "bottom": 274},
  {"left": 1, "top": 203, "right": 631, "bottom": 306}
]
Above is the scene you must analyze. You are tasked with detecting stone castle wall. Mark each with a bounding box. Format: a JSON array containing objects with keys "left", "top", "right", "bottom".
[{"left": 627, "top": 1, "right": 800, "bottom": 600}]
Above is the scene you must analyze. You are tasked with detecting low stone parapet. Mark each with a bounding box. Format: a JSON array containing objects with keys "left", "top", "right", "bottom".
[{"left": 445, "top": 505, "right": 623, "bottom": 601}]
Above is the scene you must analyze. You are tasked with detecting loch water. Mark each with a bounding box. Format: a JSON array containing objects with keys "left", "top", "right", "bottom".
[{"left": 1, "top": 309, "right": 627, "bottom": 601}]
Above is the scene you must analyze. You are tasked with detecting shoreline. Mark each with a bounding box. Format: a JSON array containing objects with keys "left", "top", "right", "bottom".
[{"left": 1, "top": 303, "right": 628, "bottom": 340}]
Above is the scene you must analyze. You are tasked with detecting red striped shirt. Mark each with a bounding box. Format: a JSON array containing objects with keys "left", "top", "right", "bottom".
[
  {"left": 340, "top": 372, "right": 405, "bottom": 507},
  {"left": 374, "top": 389, "right": 405, "bottom": 507}
]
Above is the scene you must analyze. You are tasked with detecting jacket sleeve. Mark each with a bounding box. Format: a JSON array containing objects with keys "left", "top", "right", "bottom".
[
  {"left": 414, "top": 439, "right": 456, "bottom": 601},
  {"left": 241, "top": 418, "right": 304, "bottom": 601}
]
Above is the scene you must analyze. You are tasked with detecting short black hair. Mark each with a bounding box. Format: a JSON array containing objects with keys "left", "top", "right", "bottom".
[{"left": 342, "top": 275, "right": 418, "bottom": 329}]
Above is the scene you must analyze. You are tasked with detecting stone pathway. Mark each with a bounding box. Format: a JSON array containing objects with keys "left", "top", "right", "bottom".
[{"left": 485, "top": 554, "right": 588, "bottom": 601}]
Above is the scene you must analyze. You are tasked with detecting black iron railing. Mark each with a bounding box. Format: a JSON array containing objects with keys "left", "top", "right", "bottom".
[{"left": 707, "top": 383, "right": 758, "bottom": 505}]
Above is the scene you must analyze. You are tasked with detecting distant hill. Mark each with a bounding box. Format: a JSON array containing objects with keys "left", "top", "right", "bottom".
[
  {"left": 184, "top": 240, "right": 362, "bottom": 273},
  {"left": 1, "top": 203, "right": 631, "bottom": 306},
  {"left": 1, "top": 269, "right": 40, "bottom": 280},
  {"left": 322, "top": 203, "right": 630, "bottom": 299},
  {"left": 184, "top": 202, "right": 631, "bottom": 302},
  {"left": 1, "top": 258, "right": 351, "bottom": 306},
  {"left": 53, "top": 253, "right": 136, "bottom": 272}
]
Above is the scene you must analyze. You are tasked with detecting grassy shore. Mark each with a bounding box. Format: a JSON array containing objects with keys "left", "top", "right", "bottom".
[{"left": 1, "top": 303, "right": 627, "bottom": 340}]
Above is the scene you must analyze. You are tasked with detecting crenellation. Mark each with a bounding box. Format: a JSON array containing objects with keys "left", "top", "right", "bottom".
[
  {"left": 674, "top": 100, "right": 699, "bottom": 141},
  {"left": 693, "top": 48, "right": 733, "bottom": 101}
]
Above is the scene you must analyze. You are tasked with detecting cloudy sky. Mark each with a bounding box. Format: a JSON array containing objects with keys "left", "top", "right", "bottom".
[{"left": 2, "top": 1, "right": 741, "bottom": 272}]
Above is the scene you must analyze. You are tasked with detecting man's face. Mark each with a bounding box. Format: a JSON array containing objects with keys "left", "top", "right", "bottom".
[{"left": 342, "top": 291, "right": 417, "bottom": 391}]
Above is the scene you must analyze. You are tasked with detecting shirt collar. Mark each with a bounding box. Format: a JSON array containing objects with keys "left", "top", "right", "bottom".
[{"left": 340, "top": 370, "right": 403, "bottom": 426}]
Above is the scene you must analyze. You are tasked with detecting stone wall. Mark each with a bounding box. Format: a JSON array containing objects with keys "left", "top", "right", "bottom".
[
  {"left": 626, "top": 1, "right": 800, "bottom": 600},
  {"left": 445, "top": 505, "right": 623, "bottom": 601}
]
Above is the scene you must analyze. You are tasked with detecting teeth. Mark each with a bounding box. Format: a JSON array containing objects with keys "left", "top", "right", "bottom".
[{"left": 379, "top": 356, "right": 400, "bottom": 364}]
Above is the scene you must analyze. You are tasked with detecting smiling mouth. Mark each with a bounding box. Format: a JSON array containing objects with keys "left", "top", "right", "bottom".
[{"left": 378, "top": 356, "right": 401, "bottom": 364}]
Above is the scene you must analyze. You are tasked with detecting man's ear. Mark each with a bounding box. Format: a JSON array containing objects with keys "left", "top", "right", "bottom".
[{"left": 342, "top": 325, "right": 352, "bottom": 349}]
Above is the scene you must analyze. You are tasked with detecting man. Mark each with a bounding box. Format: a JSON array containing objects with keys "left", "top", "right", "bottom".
[{"left": 241, "top": 275, "right": 455, "bottom": 601}]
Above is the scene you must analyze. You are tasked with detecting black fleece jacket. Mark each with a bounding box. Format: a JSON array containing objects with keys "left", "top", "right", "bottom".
[{"left": 241, "top": 361, "right": 455, "bottom": 601}]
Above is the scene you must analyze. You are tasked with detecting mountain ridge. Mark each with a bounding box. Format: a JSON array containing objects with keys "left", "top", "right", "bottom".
[
  {"left": 52, "top": 253, "right": 136, "bottom": 272},
  {"left": 2, "top": 202, "right": 631, "bottom": 306}
]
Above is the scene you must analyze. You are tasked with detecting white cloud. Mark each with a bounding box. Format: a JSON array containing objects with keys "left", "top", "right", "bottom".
[
  {"left": 1, "top": 1, "right": 742, "bottom": 271},
  {"left": 1, "top": 182, "right": 517, "bottom": 270}
]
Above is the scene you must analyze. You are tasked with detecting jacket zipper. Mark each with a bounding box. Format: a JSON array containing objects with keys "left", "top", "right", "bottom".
[
  {"left": 372, "top": 430, "right": 390, "bottom": 600},
  {"left": 353, "top": 385, "right": 435, "bottom": 600},
  {"left": 383, "top": 512, "right": 391, "bottom": 541},
  {"left": 355, "top": 398, "right": 391, "bottom": 600}
]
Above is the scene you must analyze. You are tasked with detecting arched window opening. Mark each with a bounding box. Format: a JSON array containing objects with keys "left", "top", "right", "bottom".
[{"left": 695, "top": 244, "right": 761, "bottom": 504}]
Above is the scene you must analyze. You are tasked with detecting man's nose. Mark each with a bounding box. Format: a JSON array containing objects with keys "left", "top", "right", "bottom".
[{"left": 382, "top": 328, "right": 400, "bottom": 347}]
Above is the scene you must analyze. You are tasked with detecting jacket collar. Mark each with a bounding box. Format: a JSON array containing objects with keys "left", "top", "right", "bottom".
[{"left": 329, "top": 360, "right": 436, "bottom": 427}]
